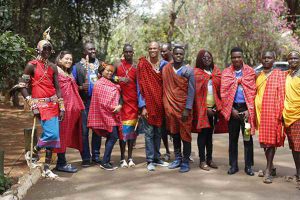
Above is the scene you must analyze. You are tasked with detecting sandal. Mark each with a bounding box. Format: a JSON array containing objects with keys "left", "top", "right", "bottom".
[{"left": 199, "top": 162, "right": 210, "bottom": 171}]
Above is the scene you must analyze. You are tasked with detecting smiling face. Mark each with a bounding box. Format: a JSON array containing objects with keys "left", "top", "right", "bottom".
[
  {"left": 231, "top": 51, "right": 243, "bottom": 69},
  {"left": 59, "top": 54, "right": 73, "bottom": 69},
  {"left": 262, "top": 51, "right": 275, "bottom": 70},
  {"left": 287, "top": 52, "right": 300, "bottom": 71},
  {"left": 148, "top": 42, "right": 160, "bottom": 59},
  {"left": 202, "top": 52, "right": 213, "bottom": 67},
  {"left": 173, "top": 48, "right": 185, "bottom": 63},
  {"left": 84, "top": 43, "right": 96, "bottom": 60},
  {"left": 102, "top": 65, "right": 115, "bottom": 80}
]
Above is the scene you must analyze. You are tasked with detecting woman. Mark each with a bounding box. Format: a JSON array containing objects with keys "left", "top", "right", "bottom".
[
  {"left": 54, "top": 51, "right": 85, "bottom": 173},
  {"left": 283, "top": 50, "right": 300, "bottom": 185},
  {"left": 88, "top": 64, "right": 123, "bottom": 170},
  {"left": 192, "top": 50, "right": 222, "bottom": 171}
]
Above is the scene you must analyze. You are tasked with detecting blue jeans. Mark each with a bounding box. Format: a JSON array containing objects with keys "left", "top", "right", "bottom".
[
  {"left": 81, "top": 98, "right": 102, "bottom": 162},
  {"left": 140, "top": 117, "right": 162, "bottom": 163},
  {"left": 102, "top": 126, "right": 119, "bottom": 164}
]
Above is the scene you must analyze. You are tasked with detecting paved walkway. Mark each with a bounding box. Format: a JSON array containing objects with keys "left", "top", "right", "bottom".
[{"left": 24, "top": 134, "right": 300, "bottom": 200}]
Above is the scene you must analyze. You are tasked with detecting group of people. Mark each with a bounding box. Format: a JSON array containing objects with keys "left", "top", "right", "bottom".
[{"left": 18, "top": 29, "right": 300, "bottom": 186}]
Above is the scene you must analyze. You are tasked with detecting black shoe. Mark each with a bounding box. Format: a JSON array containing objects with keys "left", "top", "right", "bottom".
[
  {"left": 245, "top": 166, "right": 255, "bottom": 176},
  {"left": 100, "top": 163, "right": 117, "bottom": 171},
  {"left": 227, "top": 167, "right": 239, "bottom": 175},
  {"left": 81, "top": 160, "right": 92, "bottom": 167},
  {"left": 55, "top": 164, "right": 78, "bottom": 173},
  {"left": 92, "top": 159, "right": 102, "bottom": 165}
]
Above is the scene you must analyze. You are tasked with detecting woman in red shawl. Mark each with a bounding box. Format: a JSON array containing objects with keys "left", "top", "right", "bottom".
[
  {"left": 54, "top": 51, "right": 85, "bottom": 173},
  {"left": 88, "top": 64, "right": 123, "bottom": 170},
  {"left": 193, "top": 50, "right": 222, "bottom": 171}
]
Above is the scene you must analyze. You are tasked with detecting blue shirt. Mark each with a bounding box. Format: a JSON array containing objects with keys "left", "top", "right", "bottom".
[{"left": 234, "top": 70, "right": 246, "bottom": 103}]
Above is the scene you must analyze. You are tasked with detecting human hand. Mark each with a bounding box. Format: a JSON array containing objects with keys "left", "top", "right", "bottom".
[
  {"left": 181, "top": 108, "right": 190, "bottom": 122},
  {"left": 231, "top": 108, "right": 240, "bottom": 119},
  {"left": 113, "top": 105, "right": 122, "bottom": 113},
  {"left": 59, "top": 111, "right": 65, "bottom": 121},
  {"left": 119, "top": 77, "right": 130, "bottom": 83},
  {"left": 141, "top": 107, "right": 148, "bottom": 119}
]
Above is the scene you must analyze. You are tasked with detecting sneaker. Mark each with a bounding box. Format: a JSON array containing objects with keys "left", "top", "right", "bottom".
[
  {"left": 82, "top": 160, "right": 92, "bottom": 167},
  {"left": 42, "top": 169, "right": 58, "bottom": 179},
  {"left": 189, "top": 156, "right": 194, "bottom": 162},
  {"left": 55, "top": 164, "right": 78, "bottom": 173},
  {"left": 128, "top": 158, "right": 136, "bottom": 167},
  {"left": 25, "top": 151, "right": 39, "bottom": 168},
  {"left": 100, "top": 163, "right": 117, "bottom": 171},
  {"left": 168, "top": 159, "right": 181, "bottom": 169},
  {"left": 92, "top": 159, "right": 102, "bottom": 165},
  {"left": 147, "top": 162, "right": 155, "bottom": 171},
  {"left": 153, "top": 159, "right": 169, "bottom": 167},
  {"left": 163, "top": 153, "right": 171, "bottom": 161},
  {"left": 120, "top": 160, "right": 128, "bottom": 168},
  {"left": 179, "top": 161, "right": 190, "bottom": 173}
]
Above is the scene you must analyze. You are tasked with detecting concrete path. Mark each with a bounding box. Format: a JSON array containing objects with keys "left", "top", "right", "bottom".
[{"left": 24, "top": 134, "right": 300, "bottom": 200}]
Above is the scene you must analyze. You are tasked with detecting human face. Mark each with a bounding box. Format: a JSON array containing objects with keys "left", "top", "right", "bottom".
[
  {"left": 123, "top": 46, "right": 134, "bottom": 61},
  {"left": 231, "top": 52, "right": 243, "bottom": 68},
  {"left": 173, "top": 48, "right": 185, "bottom": 64},
  {"left": 102, "top": 65, "right": 115, "bottom": 80},
  {"left": 288, "top": 52, "right": 300, "bottom": 71},
  {"left": 262, "top": 52, "right": 275, "bottom": 70},
  {"left": 41, "top": 45, "right": 52, "bottom": 59},
  {"left": 84, "top": 43, "right": 96, "bottom": 60},
  {"left": 161, "top": 45, "right": 171, "bottom": 60},
  {"left": 59, "top": 54, "right": 73, "bottom": 69},
  {"left": 148, "top": 42, "right": 159, "bottom": 59},
  {"left": 202, "top": 52, "right": 212, "bottom": 67}
]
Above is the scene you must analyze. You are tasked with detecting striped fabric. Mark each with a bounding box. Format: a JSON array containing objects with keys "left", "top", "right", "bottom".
[{"left": 286, "top": 120, "right": 300, "bottom": 152}]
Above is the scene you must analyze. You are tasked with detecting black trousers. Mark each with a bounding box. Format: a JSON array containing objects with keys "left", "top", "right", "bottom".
[
  {"left": 172, "top": 133, "right": 191, "bottom": 162},
  {"left": 228, "top": 103, "right": 254, "bottom": 168},
  {"left": 197, "top": 115, "right": 214, "bottom": 162}
]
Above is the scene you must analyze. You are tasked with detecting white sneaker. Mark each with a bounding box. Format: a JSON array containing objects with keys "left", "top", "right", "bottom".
[
  {"left": 25, "top": 151, "right": 38, "bottom": 168},
  {"left": 189, "top": 156, "right": 194, "bottom": 163},
  {"left": 42, "top": 169, "right": 58, "bottom": 179},
  {"left": 128, "top": 159, "right": 135, "bottom": 167},
  {"left": 147, "top": 162, "right": 155, "bottom": 171},
  {"left": 120, "top": 160, "right": 128, "bottom": 168}
]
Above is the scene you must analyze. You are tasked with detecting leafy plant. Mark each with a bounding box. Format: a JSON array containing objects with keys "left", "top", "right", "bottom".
[{"left": 0, "top": 175, "right": 12, "bottom": 195}]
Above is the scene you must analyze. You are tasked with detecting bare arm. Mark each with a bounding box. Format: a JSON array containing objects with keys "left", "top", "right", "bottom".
[{"left": 20, "top": 63, "right": 35, "bottom": 99}]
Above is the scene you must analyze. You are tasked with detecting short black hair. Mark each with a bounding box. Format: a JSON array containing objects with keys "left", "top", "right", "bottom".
[
  {"left": 262, "top": 50, "right": 276, "bottom": 59},
  {"left": 173, "top": 45, "right": 185, "bottom": 53},
  {"left": 231, "top": 47, "right": 243, "bottom": 54},
  {"left": 161, "top": 43, "right": 172, "bottom": 50},
  {"left": 123, "top": 43, "right": 133, "bottom": 52}
]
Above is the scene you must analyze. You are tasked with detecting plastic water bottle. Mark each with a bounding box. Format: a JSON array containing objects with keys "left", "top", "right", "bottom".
[{"left": 243, "top": 121, "right": 251, "bottom": 141}]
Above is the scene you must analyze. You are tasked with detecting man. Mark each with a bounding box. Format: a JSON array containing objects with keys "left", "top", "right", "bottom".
[
  {"left": 116, "top": 44, "right": 139, "bottom": 167},
  {"left": 20, "top": 28, "right": 64, "bottom": 178},
  {"left": 221, "top": 47, "right": 256, "bottom": 176},
  {"left": 163, "top": 46, "right": 195, "bottom": 173},
  {"left": 72, "top": 42, "right": 101, "bottom": 167},
  {"left": 137, "top": 41, "right": 168, "bottom": 171},
  {"left": 283, "top": 50, "right": 300, "bottom": 185},
  {"left": 161, "top": 43, "right": 173, "bottom": 62},
  {"left": 255, "top": 51, "right": 286, "bottom": 183}
]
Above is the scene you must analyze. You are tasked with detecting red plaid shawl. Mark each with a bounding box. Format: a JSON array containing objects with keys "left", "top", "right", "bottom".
[
  {"left": 88, "top": 77, "right": 122, "bottom": 134},
  {"left": 193, "top": 66, "right": 222, "bottom": 130},
  {"left": 137, "top": 57, "right": 164, "bottom": 127},
  {"left": 54, "top": 73, "right": 84, "bottom": 153},
  {"left": 258, "top": 69, "right": 286, "bottom": 146},
  {"left": 221, "top": 64, "right": 256, "bottom": 134}
]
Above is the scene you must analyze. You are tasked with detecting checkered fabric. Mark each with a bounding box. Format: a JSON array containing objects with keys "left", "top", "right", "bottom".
[
  {"left": 258, "top": 69, "right": 286, "bottom": 147},
  {"left": 220, "top": 64, "right": 256, "bottom": 134},
  {"left": 286, "top": 120, "right": 300, "bottom": 152},
  {"left": 88, "top": 77, "right": 122, "bottom": 134},
  {"left": 137, "top": 57, "right": 164, "bottom": 127},
  {"left": 193, "top": 66, "right": 222, "bottom": 130}
]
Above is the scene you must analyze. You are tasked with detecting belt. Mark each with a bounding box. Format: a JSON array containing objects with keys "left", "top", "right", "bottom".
[
  {"left": 233, "top": 102, "right": 247, "bottom": 109},
  {"left": 32, "top": 95, "right": 58, "bottom": 104}
]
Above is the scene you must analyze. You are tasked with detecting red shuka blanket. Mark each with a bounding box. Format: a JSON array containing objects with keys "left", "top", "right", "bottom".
[
  {"left": 29, "top": 59, "right": 59, "bottom": 120},
  {"left": 220, "top": 64, "right": 256, "bottom": 134},
  {"left": 137, "top": 57, "right": 164, "bottom": 127},
  {"left": 88, "top": 77, "right": 122, "bottom": 136},
  {"left": 54, "top": 72, "right": 84, "bottom": 153},
  {"left": 162, "top": 63, "right": 192, "bottom": 142},
  {"left": 258, "top": 69, "right": 286, "bottom": 146}
]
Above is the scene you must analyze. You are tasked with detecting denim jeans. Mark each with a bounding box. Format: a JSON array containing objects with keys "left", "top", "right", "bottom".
[
  {"left": 172, "top": 133, "right": 191, "bottom": 162},
  {"left": 81, "top": 98, "right": 102, "bottom": 162},
  {"left": 102, "top": 126, "right": 119, "bottom": 164},
  {"left": 140, "top": 117, "right": 162, "bottom": 163}
]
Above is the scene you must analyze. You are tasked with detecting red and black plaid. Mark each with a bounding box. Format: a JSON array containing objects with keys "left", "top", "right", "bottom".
[
  {"left": 258, "top": 69, "right": 286, "bottom": 147},
  {"left": 286, "top": 120, "right": 300, "bottom": 152},
  {"left": 137, "top": 57, "right": 164, "bottom": 127},
  {"left": 220, "top": 64, "right": 256, "bottom": 134}
]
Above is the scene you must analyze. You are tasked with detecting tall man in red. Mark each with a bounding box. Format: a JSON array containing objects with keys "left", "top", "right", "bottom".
[
  {"left": 163, "top": 46, "right": 195, "bottom": 173},
  {"left": 221, "top": 47, "right": 256, "bottom": 176},
  {"left": 137, "top": 41, "right": 168, "bottom": 171},
  {"left": 116, "top": 44, "right": 139, "bottom": 167},
  {"left": 19, "top": 28, "right": 64, "bottom": 178}
]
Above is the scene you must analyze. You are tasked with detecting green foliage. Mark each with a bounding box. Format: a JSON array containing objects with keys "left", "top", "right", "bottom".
[
  {"left": 0, "top": 175, "right": 12, "bottom": 195},
  {"left": 0, "top": 31, "right": 34, "bottom": 91}
]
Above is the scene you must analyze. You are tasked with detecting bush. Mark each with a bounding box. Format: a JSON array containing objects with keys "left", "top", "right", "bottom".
[{"left": 0, "top": 175, "right": 12, "bottom": 195}]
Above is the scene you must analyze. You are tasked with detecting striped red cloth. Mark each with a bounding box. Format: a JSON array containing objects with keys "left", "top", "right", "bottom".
[
  {"left": 54, "top": 73, "right": 85, "bottom": 153},
  {"left": 29, "top": 59, "right": 59, "bottom": 120},
  {"left": 286, "top": 120, "right": 300, "bottom": 152},
  {"left": 88, "top": 77, "right": 122, "bottom": 136},
  {"left": 258, "top": 69, "right": 286, "bottom": 147},
  {"left": 137, "top": 57, "right": 164, "bottom": 127},
  {"left": 220, "top": 64, "right": 256, "bottom": 134},
  {"left": 193, "top": 66, "right": 222, "bottom": 131},
  {"left": 162, "top": 63, "right": 192, "bottom": 142}
]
